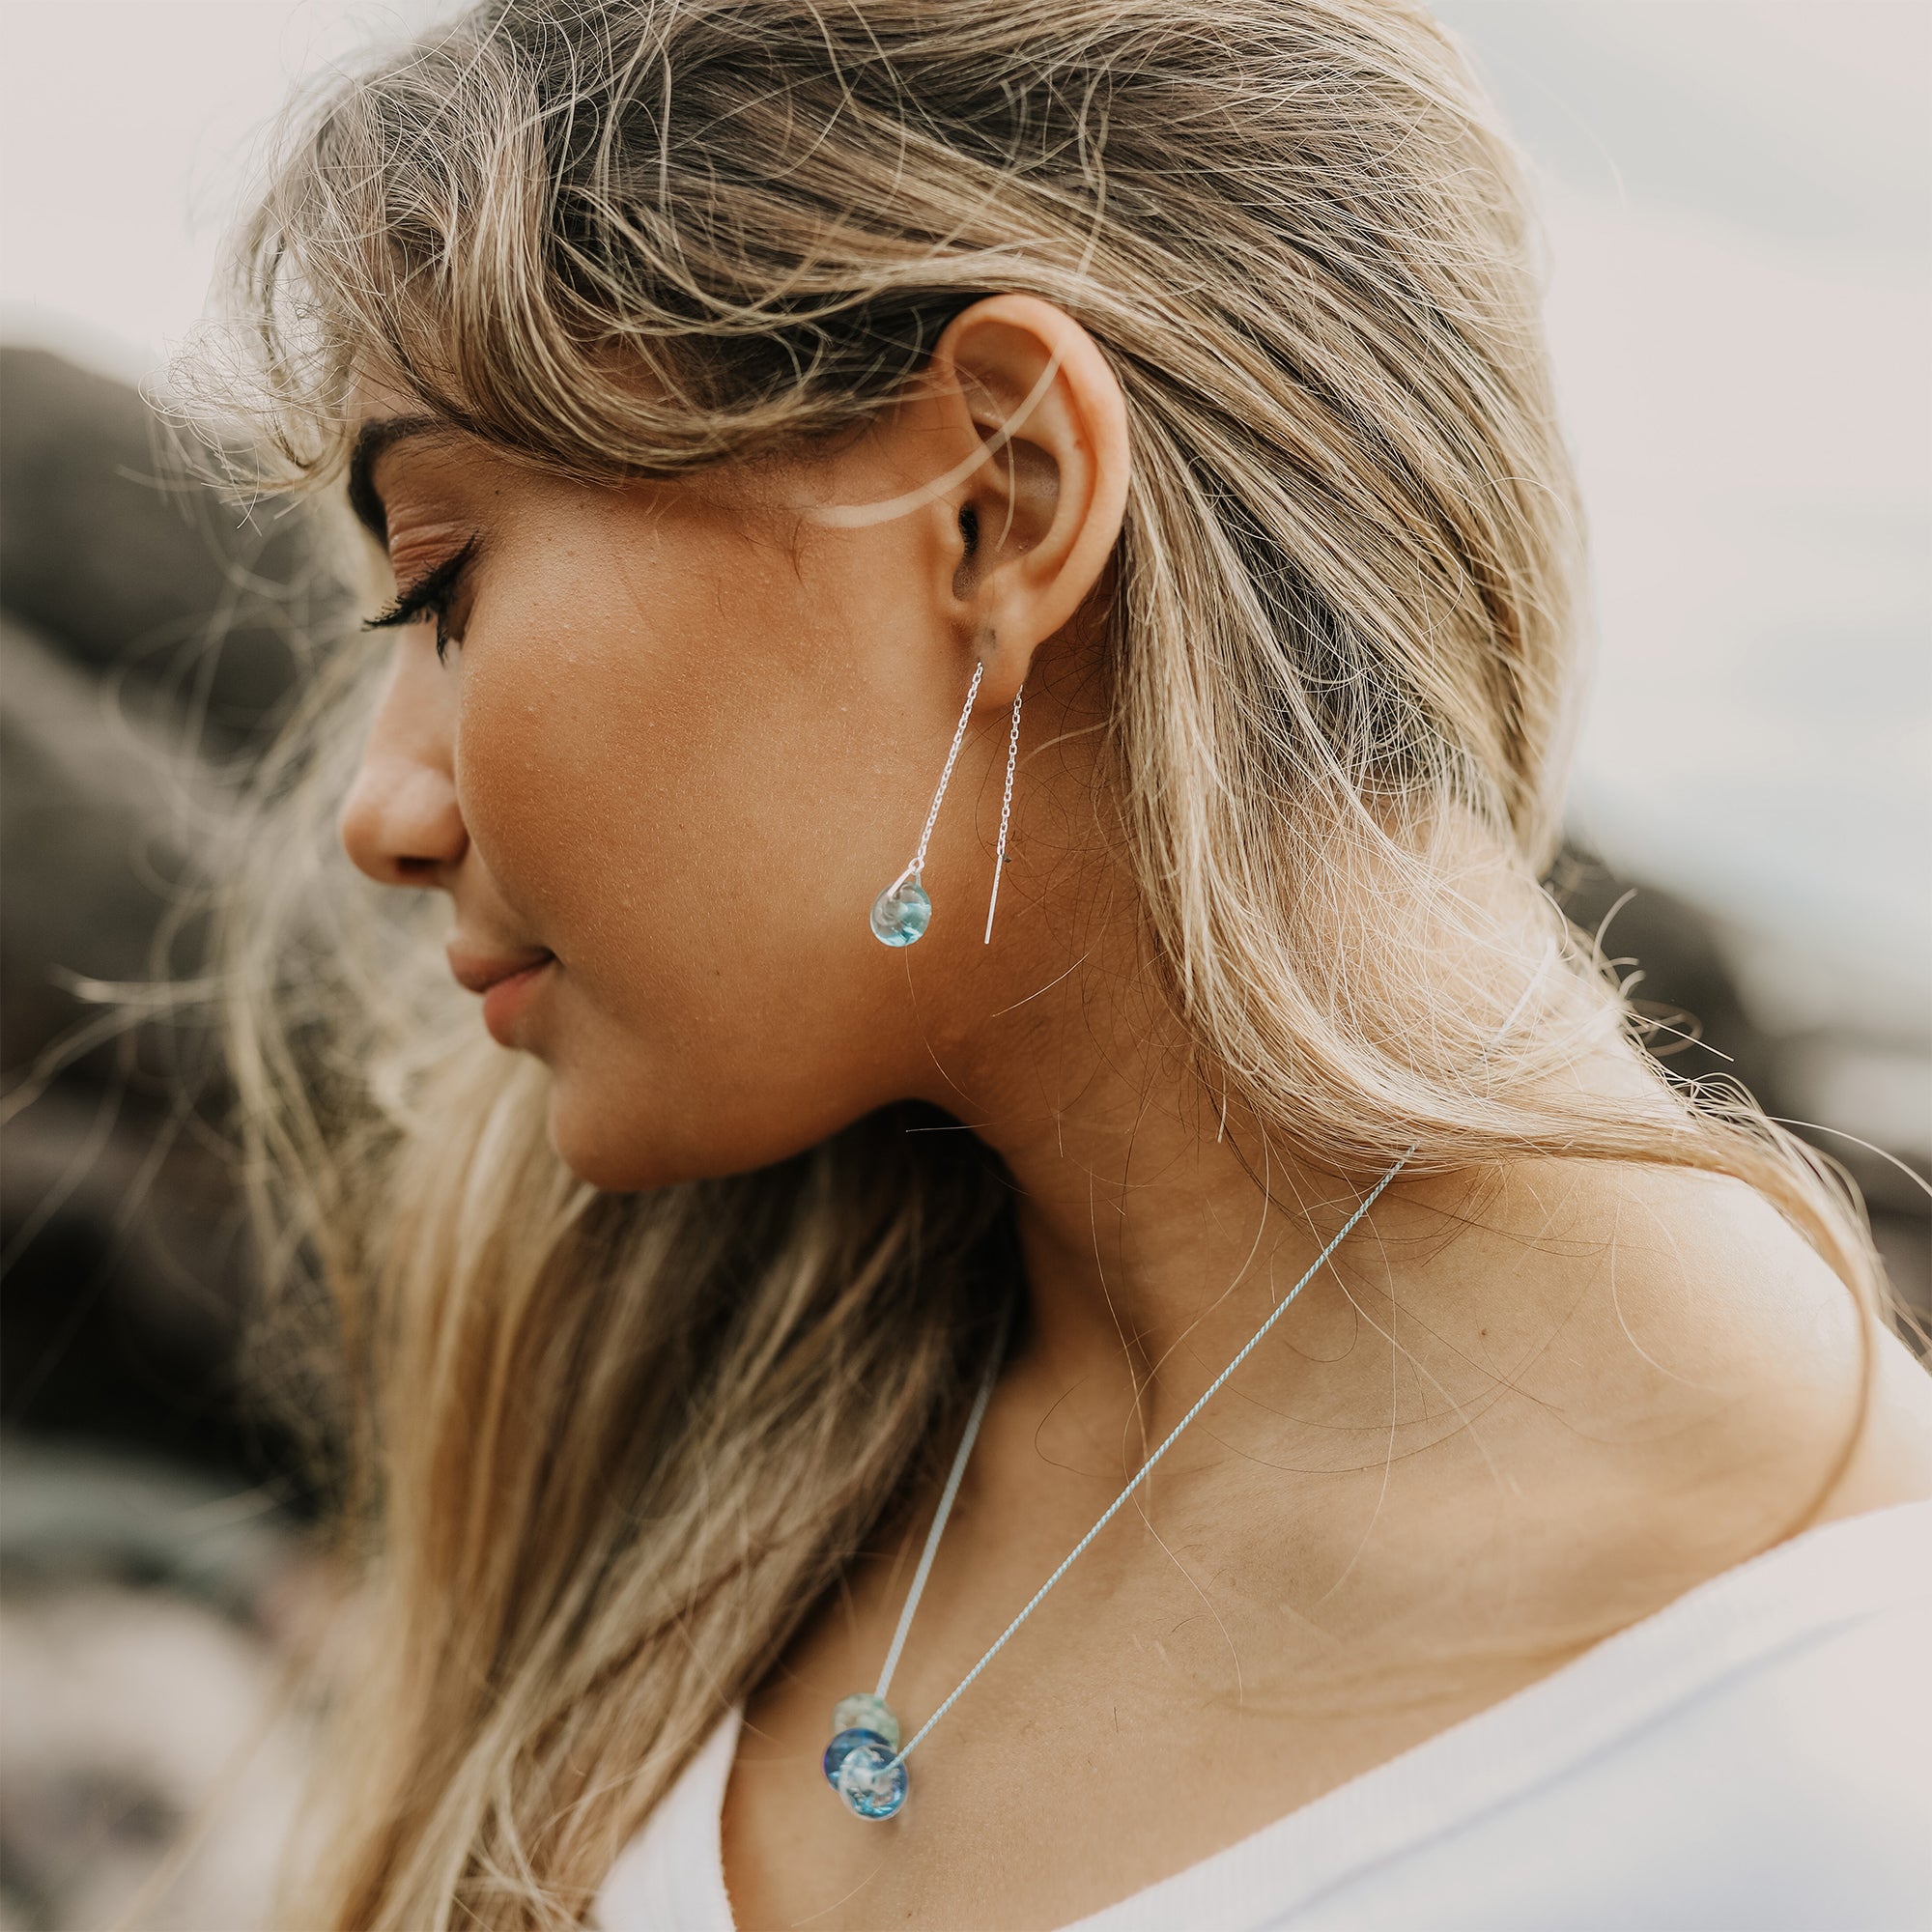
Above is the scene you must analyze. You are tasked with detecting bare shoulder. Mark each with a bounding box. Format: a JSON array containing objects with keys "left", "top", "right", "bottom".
[{"left": 1379, "top": 1153, "right": 1932, "bottom": 1615}]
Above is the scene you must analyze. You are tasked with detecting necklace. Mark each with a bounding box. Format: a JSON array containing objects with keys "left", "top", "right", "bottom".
[{"left": 821, "top": 1148, "right": 1411, "bottom": 1822}]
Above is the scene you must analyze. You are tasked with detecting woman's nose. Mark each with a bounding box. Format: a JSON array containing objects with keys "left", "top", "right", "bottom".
[{"left": 338, "top": 643, "right": 468, "bottom": 887}]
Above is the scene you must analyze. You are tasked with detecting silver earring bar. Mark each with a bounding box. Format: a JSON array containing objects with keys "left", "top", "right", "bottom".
[{"left": 983, "top": 685, "right": 1023, "bottom": 945}]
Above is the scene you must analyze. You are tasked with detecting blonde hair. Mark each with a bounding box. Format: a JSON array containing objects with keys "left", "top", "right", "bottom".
[{"left": 177, "top": 1, "right": 1896, "bottom": 1925}]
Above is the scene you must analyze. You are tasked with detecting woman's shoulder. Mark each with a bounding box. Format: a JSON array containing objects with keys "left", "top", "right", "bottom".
[
  {"left": 1370, "top": 1151, "right": 1932, "bottom": 1648},
  {"left": 1602, "top": 1158, "right": 1932, "bottom": 1513},
  {"left": 1439, "top": 1152, "right": 1932, "bottom": 1498}
]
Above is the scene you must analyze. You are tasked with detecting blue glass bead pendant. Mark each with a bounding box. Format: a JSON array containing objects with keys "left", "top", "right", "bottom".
[
  {"left": 811, "top": 1311, "right": 1007, "bottom": 1824},
  {"left": 823, "top": 1693, "right": 907, "bottom": 1820}
]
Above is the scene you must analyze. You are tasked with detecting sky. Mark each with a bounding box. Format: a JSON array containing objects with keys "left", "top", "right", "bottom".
[
  {"left": 3, "top": 0, "right": 1928, "bottom": 1038},
  {"left": 1432, "top": 1, "right": 1931, "bottom": 1037}
]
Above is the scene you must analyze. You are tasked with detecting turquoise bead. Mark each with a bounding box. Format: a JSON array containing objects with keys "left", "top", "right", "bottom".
[
  {"left": 832, "top": 1693, "right": 900, "bottom": 1750},
  {"left": 822, "top": 1725, "right": 891, "bottom": 1789},
  {"left": 869, "top": 877, "right": 931, "bottom": 947},
  {"left": 834, "top": 1735, "right": 907, "bottom": 1821}
]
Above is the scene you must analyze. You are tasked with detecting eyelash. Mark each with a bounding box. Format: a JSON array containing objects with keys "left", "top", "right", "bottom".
[{"left": 363, "top": 538, "right": 479, "bottom": 664}]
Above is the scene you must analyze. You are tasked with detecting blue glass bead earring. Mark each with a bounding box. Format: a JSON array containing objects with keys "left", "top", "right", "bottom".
[
  {"left": 870, "top": 659, "right": 981, "bottom": 946},
  {"left": 868, "top": 661, "right": 1025, "bottom": 948}
]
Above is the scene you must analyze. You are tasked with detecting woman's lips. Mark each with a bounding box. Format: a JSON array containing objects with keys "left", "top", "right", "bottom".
[
  {"left": 447, "top": 944, "right": 557, "bottom": 1046},
  {"left": 479, "top": 954, "right": 554, "bottom": 1045}
]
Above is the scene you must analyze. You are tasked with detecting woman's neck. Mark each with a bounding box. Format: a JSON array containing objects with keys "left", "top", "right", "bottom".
[{"left": 945, "top": 967, "right": 1474, "bottom": 1460}]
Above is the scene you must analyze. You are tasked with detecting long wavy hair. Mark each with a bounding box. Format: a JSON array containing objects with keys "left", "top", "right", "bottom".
[{"left": 175, "top": 1, "right": 1898, "bottom": 1925}]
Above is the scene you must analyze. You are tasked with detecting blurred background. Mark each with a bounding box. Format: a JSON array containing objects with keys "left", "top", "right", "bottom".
[{"left": 2, "top": 2, "right": 1927, "bottom": 1924}]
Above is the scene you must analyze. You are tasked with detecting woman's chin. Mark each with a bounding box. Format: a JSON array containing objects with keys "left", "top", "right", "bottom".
[
  {"left": 546, "top": 1092, "right": 687, "bottom": 1194},
  {"left": 543, "top": 1081, "right": 817, "bottom": 1194}
]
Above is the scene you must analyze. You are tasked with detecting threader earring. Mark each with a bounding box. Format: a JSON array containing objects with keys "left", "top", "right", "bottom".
[
  {"left": 982, "top": 681, "right": 1024, "bottom": 945},
  {"left": 868, "top": 663, "right": 1025, "bottom": 948}
]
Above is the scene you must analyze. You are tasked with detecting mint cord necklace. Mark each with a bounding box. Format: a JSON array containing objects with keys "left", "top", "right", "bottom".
[{"left": 821, "top": 1148, "right": 1412, "bottom": 1822}]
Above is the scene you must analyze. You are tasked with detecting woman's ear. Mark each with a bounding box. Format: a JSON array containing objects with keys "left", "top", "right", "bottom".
[{"left": 926, "top": 295, "right": 1131, "bottom": 705}]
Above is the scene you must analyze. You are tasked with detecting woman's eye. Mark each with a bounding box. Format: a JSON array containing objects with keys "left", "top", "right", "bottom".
[
  {"left": 423, "top": 599, "right": 461, "bottom": 664},
  {"left": 362, "top": 538, "right": 478, "bottom": 665}
]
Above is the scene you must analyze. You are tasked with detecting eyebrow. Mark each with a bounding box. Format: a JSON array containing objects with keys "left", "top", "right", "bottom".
[{"left": 346, "top": 414, "right": 450, "bottom": 547}]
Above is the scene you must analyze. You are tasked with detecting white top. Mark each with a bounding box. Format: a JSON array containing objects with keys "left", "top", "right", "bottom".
[{"left": 595, "top": 1497, "right": 1932, "bottom": 1932}]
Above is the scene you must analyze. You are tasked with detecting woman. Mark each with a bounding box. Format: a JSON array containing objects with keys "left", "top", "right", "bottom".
[{"left": 185, "top": 1, "right": 1931, "bottom": 1927}]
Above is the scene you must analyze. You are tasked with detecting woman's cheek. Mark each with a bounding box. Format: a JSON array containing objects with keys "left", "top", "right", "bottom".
[
  {"left": 448, "top": 613, "right": 742, "bottom": 1029},
  {"left": 454, "top": 625, "right": 638, "bottom": 938}
]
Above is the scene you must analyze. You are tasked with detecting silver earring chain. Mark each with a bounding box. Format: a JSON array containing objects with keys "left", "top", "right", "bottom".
[
  {"left": 983, "top": 686, "right": 1024, "bottom": 945},
  {"left": 908, "top": 660, "right": 984, "bottom": 879}
]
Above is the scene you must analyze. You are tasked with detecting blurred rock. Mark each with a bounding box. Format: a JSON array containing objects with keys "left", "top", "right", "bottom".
[
  {"left": 1548, "top": 845, "right": 1930, "bottom": 1340},
  {"left": 0, "top": 347, "right": 320, "bottom": 748},
  {"left": 2, "top": 352, "right": 327, "bottom": 1490},
  {"left": 0, "top": 1075, "right": 266, "bottom": 1480},
  {"left": 0, "top": 1440, "right": 316, "bottom": 1932},
  {"left": 1546, "top": 845, "right": 1789, "bottom": 1115},
  {"left": 0, "top": 611, "right": 213, "bottom": 1081}
]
